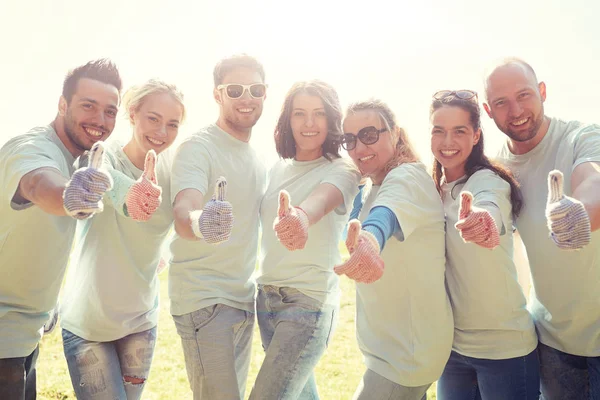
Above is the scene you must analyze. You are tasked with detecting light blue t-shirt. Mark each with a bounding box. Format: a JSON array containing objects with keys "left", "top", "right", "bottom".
[
  {"left": 169, "top": 124, "right": 266, "bottom": 315},
  {"left": 356, "top": 162, "right": 454, "bottom": 387},
  {"left": 442, "top": 169, "right": 537, "bottom": 359},
  {"left": 60, "top": 140, "right": 174, "bottom": 342},
  {"left": 0, "top": 126, "right": 76, "bottom": 358},
  {"left": 258, "top": 156, "right": 360, "bottom": 306},
  {"left": 497, "top": 117, "right": 600, "bottom": 356}
]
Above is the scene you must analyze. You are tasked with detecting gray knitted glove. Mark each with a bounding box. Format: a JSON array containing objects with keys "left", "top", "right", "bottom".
[
  {"left": 190, "top": 177, "right": 234, "bottom": 244},
  {"left": 545, "top": 170, "right": 591, "bottom": 250}
]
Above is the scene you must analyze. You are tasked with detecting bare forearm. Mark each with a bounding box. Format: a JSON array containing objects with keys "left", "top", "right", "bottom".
[
  {"left": 299, "top": 183, "right": 344, "bottom": 227},
  {"left": 173, "top": 188, "right": 204, "bottom": 240},
  {"left": 573, "top": 177, "right": 600, "bottom": 231},
  {"left": 18, "top": 168, "right": 69, "bottom": 216}
]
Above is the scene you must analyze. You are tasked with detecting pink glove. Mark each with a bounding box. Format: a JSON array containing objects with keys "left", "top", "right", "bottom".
[
  {"left": 190, "top": 177, "right": 234, "bottom": 244},
  {"left": 334, "top": 219, "right": 384, "bottom": 284},
  {"left": 546, "top": 170, "right": 591, "bottom": 250},
  {"left": 273, "top": 190, "right": 310, "bottom": 251},
  {"left": 125, "top": 150, "right": 162, "bottom": 221},
  {"left": 454, "top": 191, "right": 500, "bottom": 249},
  {"left": 63, "top": 141, "right": 113, "bottom": 219}
]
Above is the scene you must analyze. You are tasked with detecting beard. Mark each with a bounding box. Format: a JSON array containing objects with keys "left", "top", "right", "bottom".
[
  {"left": 504, "top": 107, "right": 545, "bottom": 143},
  {"left": 224, "top": 106, "right": 262, "bottom": 133},
  {"left": 64, "top": 109, "right": 91, "bottom": 151}
]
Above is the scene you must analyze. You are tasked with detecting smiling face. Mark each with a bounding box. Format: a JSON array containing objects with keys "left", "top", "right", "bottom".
[
  {"left": 60, "top": 78, "right": 120, "bottom": 153},
  {"left": 290, "top": 94, "right": 328, "bottom": 161},
  {"left": 430, "top": 105, "right": 480, "bottom": 182},
  {"left": 343, "top": 110, "right": 395, "bottom": 184},
  {"left": 130, "top": 92, "right": 183, "bottom": 155},
  {"left": 215, "top": 66, "right": 265, "bottom": 137}
]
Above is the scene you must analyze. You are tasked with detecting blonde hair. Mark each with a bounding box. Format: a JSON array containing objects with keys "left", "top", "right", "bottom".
[{"left": 122, "top": 78, "right": 186, "bottom": 124}]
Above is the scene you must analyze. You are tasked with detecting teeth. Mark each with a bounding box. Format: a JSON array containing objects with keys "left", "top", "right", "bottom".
[
  {"left": 85, "top": 127, "right": 102, "bottom": 137},
  {"left": 301, "top": 132, "right": 319, "bottom": 137},
  {"left": 359, "top": 155, "right": 375, "bottom": 162},
  {"left": 238, "top": 108, "right": 253, "bottom": 113},
  {"left": 441, "top": 150, "right": 459, "bottom": 156},
  {"left": 512, "top": 118, "right": 528, "bottom": 126},
  {"left": 147, "top": 137, "right": 164, "bottom": 145}
]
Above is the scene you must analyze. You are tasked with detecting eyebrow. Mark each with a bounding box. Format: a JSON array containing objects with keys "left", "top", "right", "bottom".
[
  {"left": 79, "top": 97, "right": 118, "bottom": 110},
  {"left": 149, "top": 111, "right": 180, "bottom": 123},
  {"left": 432, "top": 125, "right": 469, "bottom": 130},
  {"left": 293, "top": 107, "right": 325, "bottom": 111}
]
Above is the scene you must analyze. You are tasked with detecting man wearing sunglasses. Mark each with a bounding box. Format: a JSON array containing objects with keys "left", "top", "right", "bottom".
[
  {"left": 170, "top": 54, "right": 267, "bottom": 399},
  {"left": 485, "top": 58, "right": 600, "bottom": 400}
]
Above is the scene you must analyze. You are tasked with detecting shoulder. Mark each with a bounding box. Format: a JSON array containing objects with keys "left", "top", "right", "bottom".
[
  {"left": 467, "top": 169, "right": 510, "bottom": 191},
  {"left": 384, "top": 162, "right": 430, "bottom": 183},
  {"left": 1, "top": 127, "right": 63, "bottom": 159}
]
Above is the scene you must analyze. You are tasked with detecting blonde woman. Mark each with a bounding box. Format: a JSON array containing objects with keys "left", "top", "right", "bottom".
[{"left": 60, "top": 79, "right": 185, "bottom": 400}]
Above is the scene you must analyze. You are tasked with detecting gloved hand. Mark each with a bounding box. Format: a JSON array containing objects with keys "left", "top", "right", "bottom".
[
  {"left": 273, "top": 190, "right": 310, "bottom": 251},
  {"left": 454, "top": 191, "right": 500, "bottom": 249},
  {"left": 63, "top": 141, "right": 113, "bottom": 219},
  {"left": 545, "top": 170, "right": 591, "bottom": 250},
  {"left": 334, "top": 219, "right": 384, "bottom": 284},
  {"left": 190, "top": 177, "right": 234, "bottom": 244},
  {"left": 125, "top": 150, "right": 162, "bottom": 221}
]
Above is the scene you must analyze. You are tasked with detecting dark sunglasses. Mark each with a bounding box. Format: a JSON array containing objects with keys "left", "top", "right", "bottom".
[
  {"left": 216, "top": 83, "right": 267, "bottom": 99},
  {"left": 433, "top": 90, "right": 478, "bottom": 101},
  {"left": 341, "top": 126, "right": 387, "bottom": 151}
]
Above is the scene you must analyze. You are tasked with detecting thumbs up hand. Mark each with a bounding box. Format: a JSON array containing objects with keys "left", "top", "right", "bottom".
[
  {"left": 545, "top": 170, "right": 591, "bottom": 250},
  {"left": 63, "top": 141, "right": 113, "bottom": 219},
  {"left": 190, "top": 177, "right": 234, "bottom": 244},
  {"left": 273, "top": 190, "right": 310, "bottom": 251},
  {"left": 125, "top": 150, "right": 163, "bottom": 221},
  {"left": 454, "top": 191, "right": 500, "bottom": 249},
  {"left": 334, "top": 219, "right": 384, "bottom": 284}
]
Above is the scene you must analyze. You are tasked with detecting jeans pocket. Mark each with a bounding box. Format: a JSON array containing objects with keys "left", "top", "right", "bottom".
[
  {"left": 325, "top": 307, "right": 338, "bottom": 348},
  {"left": 280, "top": 287, "right": 323, "bottom": 312},
  {"left": 191, "top": 304, "right": 223, "bottom": 332}
]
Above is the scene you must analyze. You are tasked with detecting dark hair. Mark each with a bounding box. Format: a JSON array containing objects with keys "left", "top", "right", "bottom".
[
  {"left": 62, "top": 59, "right": 122, "bottom": 103},
  {"left": 213, "top": 54, "right": 265, "bottom": 87},
  {"left": 274, "top": 80, "right": 342, "bottom": 160},
  {"left": 346, "top": 98, "right": 419, "bottom": 174},
  {"left": 430, "top": 95, "right": 523, "bottom": 217}
]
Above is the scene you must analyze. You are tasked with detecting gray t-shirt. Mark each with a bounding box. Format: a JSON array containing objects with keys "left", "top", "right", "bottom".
[
  {"left": 497, "top": 117, "right": 600, "bottom": 356},
  {"left": 0, "top": 125, "right": 76, "bottom": 358},
  {"left": 169, "top": 124, "right": 266, "bottom": 315}
]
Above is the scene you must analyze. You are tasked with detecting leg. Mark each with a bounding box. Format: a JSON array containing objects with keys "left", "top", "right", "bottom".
[
  {"left": 62, "top": 329, "right": 127, "bottom": 400},
  {"left": 249, "top": 287, "right": 336, "bottom": 400},
  {"left": 538, "top": 342, "right": 589, "bottom": 400},
  {"left": 173, "top": 304, "right": 249, "bottom": 400},
  {"left": 589, "top": 356, "right": 600, "bottom": 400},
  {"left": 436, "top": 351, "right": 479, "bottom": 400},
  {"left": 115, "top": 327, "right": 157, "bottom": 400},
  {"left": 0, "top": 355, "right": 26, "bottom": 400},
  {"left": 473, "top": 349, "right": 540, "bottom": 400},
  {"left": 24, "top": 346, "right": 38, "bottom": 400},
  {"left": 353, "top": 368, "right": 431, "bottom": 400},
  {"left": 298, "top": 373, "right": 318, "bottom": 400},
  {"left": 232, "top": 309, "right": 254, "bottom": 400}
]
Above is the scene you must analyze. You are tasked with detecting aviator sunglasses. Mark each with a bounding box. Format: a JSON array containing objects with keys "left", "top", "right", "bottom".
[
  {"left": 341, "top": 126, "right": 388, "bottom": 151},
  {"left": 216, "top": 83, "right": 268, "bottom": 99}
]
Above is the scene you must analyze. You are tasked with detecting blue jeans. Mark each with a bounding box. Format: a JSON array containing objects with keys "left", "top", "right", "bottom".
[
  {"left": 249, "top": 285, "right": 337, "bottom": 400},
  {"left": 62, "top": 327, "right": 157, "bottom": 400},
  {"left": 353, "top": 368, "right": 430, "bottom": 400},
  {"left": 538, "top": 342, "right": 600, "bottom": 400},
  {"left": 0, "top": 346, "right": 38, "bottom": 400},
  {"left": 437, "top": 349, "right": 540, "bottom": 400},
  {"left": 173, "top": 304, "right": 254, "bottom": 400}
]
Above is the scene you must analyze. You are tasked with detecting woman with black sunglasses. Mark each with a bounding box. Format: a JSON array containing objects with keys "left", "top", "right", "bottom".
[
  {"left": 335, "top": 99, "right": 453, "bottom": 400},
  {"left": 249, "top": 80, "right": 361, "bottom": 399},
  {"left": 430, "top": 90, "right": 539, "bottom": 399}
]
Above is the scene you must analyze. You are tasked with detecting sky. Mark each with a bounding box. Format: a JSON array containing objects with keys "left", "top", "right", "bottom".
[{"left": 1, "top": 0, "right": 599, "bottom": 168}]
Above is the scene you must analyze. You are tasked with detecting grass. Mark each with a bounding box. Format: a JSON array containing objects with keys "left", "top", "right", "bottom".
[{"left": 37, "top": 264, "right": 438, "bottom": 399}]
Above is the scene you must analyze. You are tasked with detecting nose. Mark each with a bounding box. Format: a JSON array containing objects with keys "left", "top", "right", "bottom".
[
  {"left": 508, "top": 101, "right": 523, "bottom": 117},
  {"left": 90, "top": 109, "right": 106, "bottom": 128},
  {"left": 305, "top": 115, "right": 314, "bottom": 128},
  {"left": 443, "top": 132, "right": 454, "bottom": 146},
  {"left": 156, "top": 124, "right": 168, "bottom": 138}
]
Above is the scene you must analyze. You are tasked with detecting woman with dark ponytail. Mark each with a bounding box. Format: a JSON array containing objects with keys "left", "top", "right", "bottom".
[{"left": 430, "top": 90, "right": 539, "bottom": 399}]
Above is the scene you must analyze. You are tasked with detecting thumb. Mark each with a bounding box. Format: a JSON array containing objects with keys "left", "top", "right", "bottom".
[
  {"left": 88, "top": 141, "right": 106, "bottom": 169},
  {"left": 458, "top": 191, "right": 474, "bottom": 220},
  {"left": 142, "top": 150, "right": 158, "bottom": 184},
  {"left": 345, "top": 219, "right": 361, "bottom": 253},
  {"left": 278, "top": 190, "right": 291, "bottom": 218},
  {"left": 548, "top": 170, "right": 564, "bottom": 203},
  {"left": 214, "top": 176, "right": 227, "bottom": 201}
]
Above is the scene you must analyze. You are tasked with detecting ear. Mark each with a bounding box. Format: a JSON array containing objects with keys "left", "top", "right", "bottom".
[
  {"left": 538, "top": 81, "right": 547, "bottom": 102},
  {"left": 483, "top": 103, "right": 492, "bottom": 118},
  {"left": 473, "top": 128, "right": 482, "bottom": 145},
  {"left": 213, "top": 88, "right": 222, "bottom": 105},
  {"left": 58, "top": 96, "right": 67, "bottom": 117}
]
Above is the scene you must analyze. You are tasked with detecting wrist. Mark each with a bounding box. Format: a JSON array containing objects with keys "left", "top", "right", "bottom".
[{"left": 189, "top": 209, "right": 204, "bottom": 239}]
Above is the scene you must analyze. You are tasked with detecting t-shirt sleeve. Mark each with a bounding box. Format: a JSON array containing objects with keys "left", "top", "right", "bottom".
[
  {"left": 170, "top": 139, "right": 211, "bottom": 204},
  {"left": 572, "top": 123, "right": 600, "bottom": 170},
  {"left": 464, "top": 169, "right": 512, "bottom": 235},
  {"left": 0, "top": 138, "right": 66, "bottom": 208},
  {"left": 320, "top": 157, "right": 361, "bottom": 215},
  {"left": 372, "top": 164, "right": 443, "bottom": 241}
]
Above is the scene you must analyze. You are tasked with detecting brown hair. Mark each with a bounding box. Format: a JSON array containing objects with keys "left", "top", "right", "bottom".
[
  {"left": 274, "top": 80, "right": 342, "bottom": 160},
  {"left": 430, "top": 94, "right": 523, "bottom": 217},
  {"left": 213, "top": 54, "right": 265, "bottom": 87},
  {"left": 62, "top": 58, "right": 122, "bottom": 103},
  {"left": 346, "top": 98, "right": 419, "bottom": 175}
]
